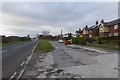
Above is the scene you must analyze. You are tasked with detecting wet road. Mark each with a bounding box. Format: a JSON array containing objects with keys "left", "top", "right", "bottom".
[{"left": 2, "top": 40, "right": 38, "bottom": 78}]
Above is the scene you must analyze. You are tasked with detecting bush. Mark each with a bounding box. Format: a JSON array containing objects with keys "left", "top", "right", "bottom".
[
  {"left": 100, "top": 40, "right": 108, "bottom": 44},
  {"left": 72, "top": 37, "right": 79, "bottom": 44},
  {"left": 2, "top": 37, "right": 8, "bottom": 43},
  {"left": 72, "top": 37, "right": 87, "bottom": 45},
  {"left": 87, "top": 37, "right": 96, "bottom": 43},
  {"left": 94, "top": 36, "right": 108, "bottom": 44},
  {"left": 78, "top": 37, "right": 86, "bottom": 45}
]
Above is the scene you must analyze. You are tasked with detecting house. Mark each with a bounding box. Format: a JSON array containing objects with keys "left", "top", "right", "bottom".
[
  {"left": 83, "top": 25, "right": 89, "bottom": 38},
  {"left": 99, "top": 19, "right": 120, "bottom": 37},
  {"left": 108, "top": 19, "right": 120, "bottom": 36},
  {"left": 75, "top": 30, "right": 80, "bottom": 37},
  {"left": 75, "top": 29, "right": 83, "bottom": 37},
  {"left": 79, "top": 29, "right": 83, "bottom": 37},
  {"left": 88, "top": 21, "right": 99, "bottom": 38},
  {"left": 99, "top": 19, "right": 109, "bottom": 36}
]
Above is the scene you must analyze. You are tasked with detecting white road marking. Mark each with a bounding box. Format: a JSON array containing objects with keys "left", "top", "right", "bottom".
[
  {"left": 16, "top": 42, "right": 39, "bottom": 79},
  {"left": 20, "top": 61, "right": 25, "bottom": 66},
  {"left": 9, "top": 72, "right": 17, "bottom": 80},
  {"left": 17, "top": 66, "right": 26, "bottom": 80},
  {"left": 25, "top": 54, "right": 33, "bottom": 64},
  {"left": 17, "top": 42, "right": 39, "bottom": 80},
  {"left": 32, "top": 42, "right": 39, "bottom": 52},
  {"left": 53, "top": 44, "right": 59, "bottom": 49},
  {"left": 2, "top": 50, "right": 7, "bottom": 53}
]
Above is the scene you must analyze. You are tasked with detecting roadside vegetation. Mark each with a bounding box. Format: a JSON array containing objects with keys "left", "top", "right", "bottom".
[
  {"left": 1, "top": 36, "right": 31, "bottom": 46},
  {"left": 0, "top": 41, "right": 31, "bottom": 46},
  {"left": 72, "top": 36, "right": 120, "bottom": 50},
  {"left": 35, "top": 40, "right": 53, "bottom": 53},
  {"left": 38, "top": 35, "right": 60, "bottom": 41}
]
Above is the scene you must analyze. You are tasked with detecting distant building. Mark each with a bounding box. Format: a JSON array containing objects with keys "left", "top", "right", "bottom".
[
  {"left": 0, "top": 35, "right": 5, "bottom": 38},
  {"left": 42, "top": 31, "right": 49, "bottom": 36},
  {"left": 27, "top": 35, "right": 30, "bottom": 38}
]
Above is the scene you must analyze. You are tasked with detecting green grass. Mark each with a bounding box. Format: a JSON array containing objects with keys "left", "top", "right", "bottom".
[
  {"left": 35, "top": 40, "right": 53, "bottom": 53},
  {"left": 86, "top": 43, "right": 120, "bottom": 50},
  {"left": 0, "top": 41, "right": 30, "bottom": 46}
]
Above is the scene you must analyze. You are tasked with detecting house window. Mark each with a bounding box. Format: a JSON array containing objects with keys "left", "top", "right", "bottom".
[
  {"left": 89, "top": 35, "right": 92, "bottom": 38},
  {"left": 114, "top": 32, "right": 118, "bottom": 36},
  {"left": 100, "top": 26, "right": 103, "bottom": 32},
  {"left": 109, "top": 33, "right": 112, "bottom": 36},
  {"left": 90, "top": 30, "right": 91, "bottom": 33},
  {"left": 114, "top": 25, "right": 118, "bottom": 29}
]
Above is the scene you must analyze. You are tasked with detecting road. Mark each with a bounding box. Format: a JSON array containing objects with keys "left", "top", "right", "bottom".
[
  {"left": 22, "top": 41, "right": 118, "bottom": 78},
  {"left": 2, "top": 40, "right": 38, "bottom": 78}
]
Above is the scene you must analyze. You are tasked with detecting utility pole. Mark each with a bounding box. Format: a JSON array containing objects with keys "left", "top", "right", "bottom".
[
  {"left": 61, "top": 29, "right": 62, "bottom": 36},
  {"left": 61, "top": 29, "right": 63, "bottom": 38}
]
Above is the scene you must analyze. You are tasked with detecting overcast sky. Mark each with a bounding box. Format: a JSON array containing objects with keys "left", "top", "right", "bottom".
[{"left": 0, "top": 2, "right": 119, "bottom": 37}]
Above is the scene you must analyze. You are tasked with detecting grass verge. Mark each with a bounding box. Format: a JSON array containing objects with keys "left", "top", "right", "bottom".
[
  {"left": 35, "top": 40, "right": 53, "bottom": 53},
  {"left": 86, "top": 43, "right": 120, "bottom": 50},
  {"left": 0, "top": 41, "right": 30, "bottom": 46}
]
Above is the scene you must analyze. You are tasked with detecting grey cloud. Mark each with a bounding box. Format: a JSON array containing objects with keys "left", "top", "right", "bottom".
[{"left": 1, "top": 2, "right": 118, "bottom": 37}]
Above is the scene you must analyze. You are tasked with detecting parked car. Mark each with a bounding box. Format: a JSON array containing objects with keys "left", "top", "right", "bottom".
[{"left": 58, "top": 39, "right": 63, "bottom": 43}]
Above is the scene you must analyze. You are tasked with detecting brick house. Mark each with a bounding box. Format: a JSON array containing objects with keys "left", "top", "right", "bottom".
[
  {"left": 99, "top": 19, "right": 120, "bottom": 37},
  {"left": 75, "top": 30, "right": 80, "bottom": 37},
  {"left": 75, "top": 29, "right": 83, "bottom": 37},
  {"left": 79, "top": 29, "right": 83, "bottom": 37},
  {"left": 99, "top": 19, "right": 109, "bottom": 36},
  {"left": 108, "top": 19, "right": 120, "bottom": 36},
  {"left": 88, "top": 21, "right": 99, "bottom": 38},
  {"left": 82, "top": 25, "right": 89, "bottom": 38}
]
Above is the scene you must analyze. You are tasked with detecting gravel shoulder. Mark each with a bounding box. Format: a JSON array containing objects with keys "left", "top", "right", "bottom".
[{"left": 21, "top": 41, "right": 118, "bottom": 78}]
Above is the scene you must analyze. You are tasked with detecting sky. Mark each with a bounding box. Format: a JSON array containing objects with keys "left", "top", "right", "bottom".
[{"left": 0, "top": 1, "right": 119, "bottom": 37}]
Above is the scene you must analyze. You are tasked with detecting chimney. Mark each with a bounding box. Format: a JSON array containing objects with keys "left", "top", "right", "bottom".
[
  {"left": 101, "top": 19, "right": 104, "bottom": 23},
  {"left": 96, "top": 21, "right": 98, "bottom": 25},
  {"left": 85, "top": 25, "right": 88, "bottom": 28}
]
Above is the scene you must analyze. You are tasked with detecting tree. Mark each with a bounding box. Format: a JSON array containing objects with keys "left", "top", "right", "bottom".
[{"left": 68, "top": 33, "right": 72, "bottom": 40}]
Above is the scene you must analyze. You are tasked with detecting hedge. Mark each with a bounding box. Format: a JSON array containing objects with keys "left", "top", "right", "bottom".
[
  {"left": 72, "top": 37, "right": 86, "bottom": 45},
  {"left": 93, "top": 36, "right": 119, "bottom": 44}
]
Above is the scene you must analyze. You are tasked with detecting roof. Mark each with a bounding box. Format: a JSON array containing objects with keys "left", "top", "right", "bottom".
[
  {"left": 83, "top": 25, "right": 89, "bottom": 30},
  {"left": 88, "top": 25, "right": 98, "bottom": 30},
  {"left": 101, "top": 18, "right": 120, "bottom": 27},
  {"left": 109, "top": 18, "right": 120, "bottom": 25}
]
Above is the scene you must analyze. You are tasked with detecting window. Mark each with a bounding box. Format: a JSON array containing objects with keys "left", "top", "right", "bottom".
[
  {"left": 100, "top": 26, "right": 103, "bottom": 32},
  {"left": 109, "top": 33, "right": 112, "bottom": 36},
  {"left": 114, "top": 33, "right": 118, "bottom": 36},
  {"left": 114, "top": 25, "right": 118, "bottom": 29},
  {"left": 90, "top": 30, "right": 91, "bottom": 33},
  {"left": 89, "top": 35, "right": 92, "bottom": 38}
]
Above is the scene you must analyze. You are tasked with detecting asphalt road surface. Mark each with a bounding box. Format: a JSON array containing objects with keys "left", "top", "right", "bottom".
[{"left": 2, "top": 39, "right": 38, "bottom": 78}]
